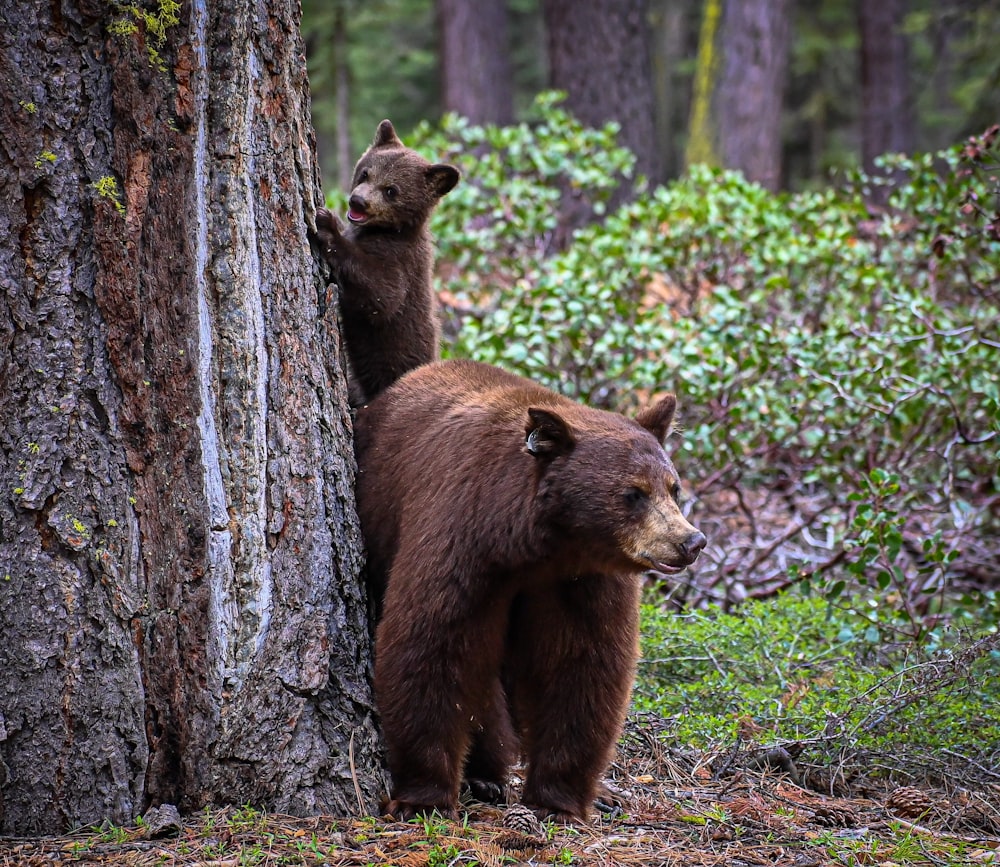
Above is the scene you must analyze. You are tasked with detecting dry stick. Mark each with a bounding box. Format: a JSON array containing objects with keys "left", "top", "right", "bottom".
[
  {"left": 740, "top": 505, "right": 836, "bottom": 577},
  {"left": 349, "top": 729, "right": 365, "bottom": 817}
]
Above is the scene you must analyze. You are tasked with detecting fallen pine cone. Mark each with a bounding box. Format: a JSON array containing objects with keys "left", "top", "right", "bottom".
[
  {"left": 812, "top": 803, "right": 858, "bottom": 827},
  {"left": 886, "top": 786, "right": 935, "bottom": 819},
  {"left": 496, "top": 804, "right": 547, "bottom": 848}
]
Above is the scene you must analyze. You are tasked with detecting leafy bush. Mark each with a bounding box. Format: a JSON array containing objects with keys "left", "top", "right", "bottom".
[{"left": 415, "top": 99, "right": 1000, "bottom": 634}]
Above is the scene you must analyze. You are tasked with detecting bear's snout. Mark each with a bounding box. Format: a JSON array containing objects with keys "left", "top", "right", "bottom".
[
  {"left": 347, "top": 192, "right": 369, "bottom": 223},
  {"left": 679, "top": 530, "right": 707, "bottom": 563}
]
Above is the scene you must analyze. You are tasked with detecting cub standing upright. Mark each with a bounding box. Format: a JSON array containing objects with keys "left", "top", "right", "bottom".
[{"left": 314, "top": 120, "right": 459, "bottom": 406}]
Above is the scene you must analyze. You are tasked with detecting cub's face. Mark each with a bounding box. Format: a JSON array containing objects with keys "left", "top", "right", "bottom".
[
  {"left": 526, "top": 396, "right": 706, "bottom": 574},
  {"left": 346, "top": 119, "right": 459, "bottom": 233}
]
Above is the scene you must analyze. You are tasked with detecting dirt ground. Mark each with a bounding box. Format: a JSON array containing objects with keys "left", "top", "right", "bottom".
[{"left": 3, "top": 720, "right": 997, "bottom": 867}]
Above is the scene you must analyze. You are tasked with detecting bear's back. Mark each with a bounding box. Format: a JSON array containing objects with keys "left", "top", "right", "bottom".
[{"left": 353, "top": 360, "right": 677, "bottom": 587}]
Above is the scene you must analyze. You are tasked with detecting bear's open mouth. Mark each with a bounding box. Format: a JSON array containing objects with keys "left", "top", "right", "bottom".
[{"left": 347, "top": 208, "right": 368, "bottom": 224}]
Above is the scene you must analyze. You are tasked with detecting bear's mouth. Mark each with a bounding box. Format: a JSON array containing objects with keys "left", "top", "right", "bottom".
[
  {"left": 347, "top": 208, "right": 369, "bottom": 224},
  {"left": 638, "top": 552, "right": 692, "bottom": 574}
]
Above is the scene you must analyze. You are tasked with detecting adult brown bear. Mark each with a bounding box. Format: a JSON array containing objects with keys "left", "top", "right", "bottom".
[{"left": 353, "top": 359, "right": 706, "bottom": 821}]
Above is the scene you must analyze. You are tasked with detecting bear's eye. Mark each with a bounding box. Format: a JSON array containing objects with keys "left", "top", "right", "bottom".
[
  {"left": 358, "top": 169, "right": 369, "bottom": 182},
  {"left": 624, "top": 487, "right": 649, "bottom": 508},
  {"left": 671, "top": 482, "right": 682, "bottom": 502},
  {"left": 384, "top": 185, "right": 398, "bottom": 199}
]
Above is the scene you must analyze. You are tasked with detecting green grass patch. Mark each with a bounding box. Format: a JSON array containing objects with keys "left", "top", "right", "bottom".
[{"left": 635, "top": 590, "right": 1000, "bottom": 778}]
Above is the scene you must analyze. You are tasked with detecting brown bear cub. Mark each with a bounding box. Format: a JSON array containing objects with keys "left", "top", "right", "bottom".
[
  {"left": 314, "top": 120, "right": 459, "bottom": 406},
  {"left": 353, "top": 359, "right": 707, "bottom": 822}
]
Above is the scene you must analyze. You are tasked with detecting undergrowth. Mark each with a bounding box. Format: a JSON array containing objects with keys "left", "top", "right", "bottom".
[{"left": 635, "top": 590, "right": 1000, "bottom": 784}]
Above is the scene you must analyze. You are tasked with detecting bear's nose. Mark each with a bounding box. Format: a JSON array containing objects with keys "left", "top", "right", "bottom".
[
  {"left": 680, "top": 531, "right": 707, "bottom": 562},
  {"left": 349, "top": 193, "right": 367, "bottom": 213}
]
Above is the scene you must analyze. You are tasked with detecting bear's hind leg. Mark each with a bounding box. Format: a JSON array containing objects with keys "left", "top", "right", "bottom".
[
  {"left": 376, "top": 557, "right": 510, "bottom": 820},
  {"left": 506, "top": 576, "right": 641, "bottom": 822},
  {"left": 376, "top": 620, "right": 468, "bottom": 820}
]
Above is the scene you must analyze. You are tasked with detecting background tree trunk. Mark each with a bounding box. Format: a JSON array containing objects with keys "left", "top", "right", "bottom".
[
  {"left": 686, "top": 0, "right": 791, "bottom": 191},
  {"left": 858, "top": 0, "right": 914, "bottom": 174},
  {"left": 650, "top": 0, "right": 696, "bottom": 181},
  {"left": 542, "top": 0, "right": 660, "bottom": 187},
  {"left": 437, "top": 0, "right": 514, "bottom": 125},
  {"left": 0, "top": 0, "right": 382, "bottom": 836},
  {"left": 333, "top": 1, "right": 354, "bottom": 191}
]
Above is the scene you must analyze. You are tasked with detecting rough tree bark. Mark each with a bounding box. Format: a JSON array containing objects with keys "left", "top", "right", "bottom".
[
  {"left": 686, "top": 0, "right": 791, "bottom": 191},
  {"left": 0, "top": 0, "right": 383, "bottom": 836},
  {"left": 542, "top": 0, "right": 660, "bottom": 186},
  {"left": 437, "top": 0, "right": 514, "bottom": 125}
]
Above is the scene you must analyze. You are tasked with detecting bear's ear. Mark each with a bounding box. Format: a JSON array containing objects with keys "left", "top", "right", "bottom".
[
  {"left": 426, "top": 164, "right": 460, "bottom": 198},
  {"left": 635, "top": 393, "right": 677, "bottom": 446},
  {"left": 372, "top": 119, "right": 402, "bottom": 148},
  {"left": 525, "top": 408, "right": 576, "bottom": 459}
]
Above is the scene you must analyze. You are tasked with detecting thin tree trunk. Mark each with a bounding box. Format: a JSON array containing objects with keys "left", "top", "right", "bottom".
[
  {"left": 0, "top": 0, "right": 382, "bottom": 835},
  {"left": 334, "top": 1, "right": 353, "bottom": 191},
  {"left": 543, "top": 0, "right": 660, "bottom": 186},
  {"left": 650, "top": 0, "right": 693, "bottom": 180},
  {"left": 437, "top": 0, "right": 514, "bottom": 125},
  {"left": 858, "top": 0, "right": 914, "bottom": 173}
]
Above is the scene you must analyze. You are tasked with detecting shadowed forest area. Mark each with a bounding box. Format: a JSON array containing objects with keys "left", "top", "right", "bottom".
[{"left": 303, "top": 0, "right": 1000, "bottom": 192}]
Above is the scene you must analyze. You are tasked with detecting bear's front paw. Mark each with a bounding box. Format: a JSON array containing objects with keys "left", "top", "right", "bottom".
[
  {"left": 384, "top": 798, "right": 459, "bottom": 823},
  {"left": 462, "top": 777, "right": 509, "bottom": 806},
  {"left": 594, "top": 780, "right": 626, "bottom": 815},
  {"left": 314, "top": 207, "right": 344, "bottom": 260}
]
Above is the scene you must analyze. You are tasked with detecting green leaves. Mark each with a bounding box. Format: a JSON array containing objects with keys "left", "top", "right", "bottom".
[{"left": 425, "top": 100, "right": 999, "bottom": 632}]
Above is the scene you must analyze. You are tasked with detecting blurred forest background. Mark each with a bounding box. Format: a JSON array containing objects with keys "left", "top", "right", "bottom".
[{"left": 301, "top": 0, "right": 1000, "bottom": 193}]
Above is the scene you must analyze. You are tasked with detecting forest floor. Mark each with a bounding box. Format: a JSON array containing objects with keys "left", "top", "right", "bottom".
[{"left": 3, "top": 718, "right": 998, "bottom": 867}]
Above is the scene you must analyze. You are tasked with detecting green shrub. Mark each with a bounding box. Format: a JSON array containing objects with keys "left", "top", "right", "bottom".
[{"left": 415, "top": 100, "right": 1000, "bottom": 633}]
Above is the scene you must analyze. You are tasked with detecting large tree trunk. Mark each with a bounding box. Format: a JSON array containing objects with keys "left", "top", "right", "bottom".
[
  {"left": 437, "top": 0, "right": 514, "bottom": 125},
  {"left": 543, "top": 0, "right": 660, "bottom": 186},
  {"left": 0, "top": 0, "right": 382, "bottom": 835},
  {"left": 686, "top": 0, "right": 791, "bottom": 191},
  {"left": 858, "top": 0, "right": 914, "bottom": 173}
]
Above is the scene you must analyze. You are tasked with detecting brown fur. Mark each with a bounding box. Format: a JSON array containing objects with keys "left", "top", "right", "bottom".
[
  {"left": 353, "top": 359, "right": 706, "bottom": 821},
  {"left": 314, "top": 120, "right": 459, "bottom": 406}
]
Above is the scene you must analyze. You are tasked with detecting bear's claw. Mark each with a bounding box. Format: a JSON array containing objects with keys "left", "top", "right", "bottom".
[{"left": 384, "top": 799, "right": 459, "bottom": 823}]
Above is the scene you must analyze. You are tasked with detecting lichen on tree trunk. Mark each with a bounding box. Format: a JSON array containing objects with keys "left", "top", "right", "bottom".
[{"left": 0, "top": 0, "right": 382, "bottom": 835}]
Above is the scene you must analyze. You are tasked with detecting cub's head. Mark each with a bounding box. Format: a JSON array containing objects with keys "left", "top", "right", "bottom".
[
  {"left": 525, "top": 394, "right": 706, "bottom": 574},
  {"left": 346, "top": 119, "right": 460, "bottom": 233}
]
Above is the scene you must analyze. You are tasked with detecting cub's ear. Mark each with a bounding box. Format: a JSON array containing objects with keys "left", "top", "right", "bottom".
[
  {"left": 635, "top": 393, "right": 677, "bottom": 446},
  {"left": 373, "top": 119, "right": 402, "bottom": 148},
  {"left": 426, "top": 164, "right": 460, "bottom": 198},
  {"left": 525, "top": 408, "right": 576, "bottom": 459}
]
